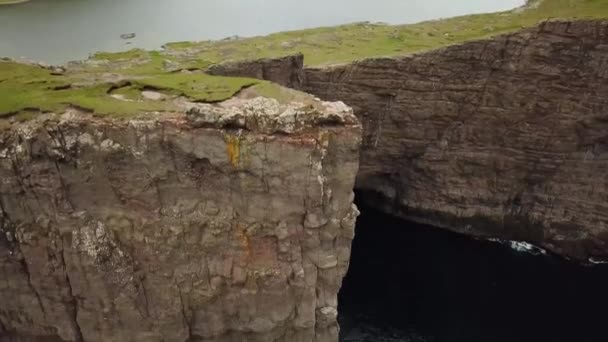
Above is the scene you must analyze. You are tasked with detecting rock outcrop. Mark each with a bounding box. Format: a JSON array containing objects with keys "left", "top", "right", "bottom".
[
  {"left": 303, "top": 20, "right": 608, "bottom": 260},
  {"left": 0, "top": 96, "right": 361, "bottom": 341},
  {"left": 207, "top": 54, "right": 305, "bottom": 90}
]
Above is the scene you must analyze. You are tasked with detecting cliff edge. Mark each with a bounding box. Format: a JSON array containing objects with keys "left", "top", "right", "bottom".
[{"left": 0, "top": 92, "right": 361, "bottom": 341}]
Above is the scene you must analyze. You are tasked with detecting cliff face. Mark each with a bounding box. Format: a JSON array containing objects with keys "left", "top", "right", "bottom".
[
  {"left": 0, "top": 96, "right": 361, "bottom": 341},
  {"left": 303, "top": 20, "right": 608, "bottom": 259}
]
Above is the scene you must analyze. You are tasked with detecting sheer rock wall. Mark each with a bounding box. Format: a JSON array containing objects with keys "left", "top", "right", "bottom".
[{"left": 0, "top": 97, "right": 361, "bottom": 342}]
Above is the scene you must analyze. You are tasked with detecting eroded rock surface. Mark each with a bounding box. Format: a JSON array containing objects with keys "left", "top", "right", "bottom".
[
  {"left": 0, "top": 96, "right": 361, "bottom": 342},
  {"left": 303, "top": 20, "right": 608, "bottom": 259}
]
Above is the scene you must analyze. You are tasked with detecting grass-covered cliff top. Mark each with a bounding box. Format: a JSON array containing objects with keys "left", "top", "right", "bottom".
[
  {"left": 2, "top": 0, "right": 608, "bottom": 120},
  {"left": 0, "top": 58, "right": 263, "bottom": 119}
]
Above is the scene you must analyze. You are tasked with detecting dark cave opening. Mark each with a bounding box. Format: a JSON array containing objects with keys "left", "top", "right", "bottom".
[{"left": 338, "top": 197, "right": 608, "bottom": 342}]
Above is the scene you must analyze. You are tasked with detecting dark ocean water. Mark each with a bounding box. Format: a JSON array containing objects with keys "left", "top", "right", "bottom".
[{"left": 339, "top": 202, "right": 608, "bottom": 342}]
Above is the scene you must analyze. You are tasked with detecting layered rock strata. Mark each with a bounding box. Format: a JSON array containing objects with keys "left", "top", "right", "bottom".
[{"left": 0, "top": 95, "right": 361, "bottom": 342}]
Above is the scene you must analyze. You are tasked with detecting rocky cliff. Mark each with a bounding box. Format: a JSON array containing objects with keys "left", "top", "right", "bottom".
[
  {"left": 2, "top": 15, "right": 608, "bottom": 342},
  {"left": 0, "top": 94, "right": 361, "bottom": 341},
  {"left": 211, "top": 20, "right": 608, "bottom": 260},
  {"left": 303, "top": 20, "right": 608, "bottom": 260}
]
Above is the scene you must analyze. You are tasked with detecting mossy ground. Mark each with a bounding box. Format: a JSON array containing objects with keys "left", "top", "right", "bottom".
[{"left": 2, "top": 0, "right": 608, "bottom": 120}]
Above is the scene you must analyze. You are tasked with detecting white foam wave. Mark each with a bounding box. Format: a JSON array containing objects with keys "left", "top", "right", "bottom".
[{"left": 488, "top": 238, "right": 547, "bottom": 256}]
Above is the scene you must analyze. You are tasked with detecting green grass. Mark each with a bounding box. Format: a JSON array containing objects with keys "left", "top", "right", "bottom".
[
  {"left": 0, "top": 60, "right": 258, "bottom": 118},
  {"left": 0, "top": 61, "right": 169, "bottom": 117},
  {"left": 132, "top": 73, "right": 257, "bottom": 102},
  {"left": 110, "top": 85, "right": 144, "bottom": 101},
  {"left": 92, "top": 49, "right": 149, "bottom": 61}
]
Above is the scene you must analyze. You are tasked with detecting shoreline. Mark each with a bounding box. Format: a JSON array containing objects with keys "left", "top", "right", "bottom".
[{"left": 1, "top": 0, "right": 527, "bottom": 64}]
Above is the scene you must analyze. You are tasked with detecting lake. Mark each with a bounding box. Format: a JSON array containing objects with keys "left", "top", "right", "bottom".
[{"left": 0, "top": 0, "right": 524, "bottom": 64}]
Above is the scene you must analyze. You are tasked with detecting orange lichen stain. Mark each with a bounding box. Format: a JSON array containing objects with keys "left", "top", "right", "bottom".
[{"left": 226, "top": 135, "right": 241, "bottom": 168}]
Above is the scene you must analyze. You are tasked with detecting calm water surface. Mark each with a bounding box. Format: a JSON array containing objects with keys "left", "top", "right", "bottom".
[{"left": 0, "top": 0, "right": 524, "bottom": 64}]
